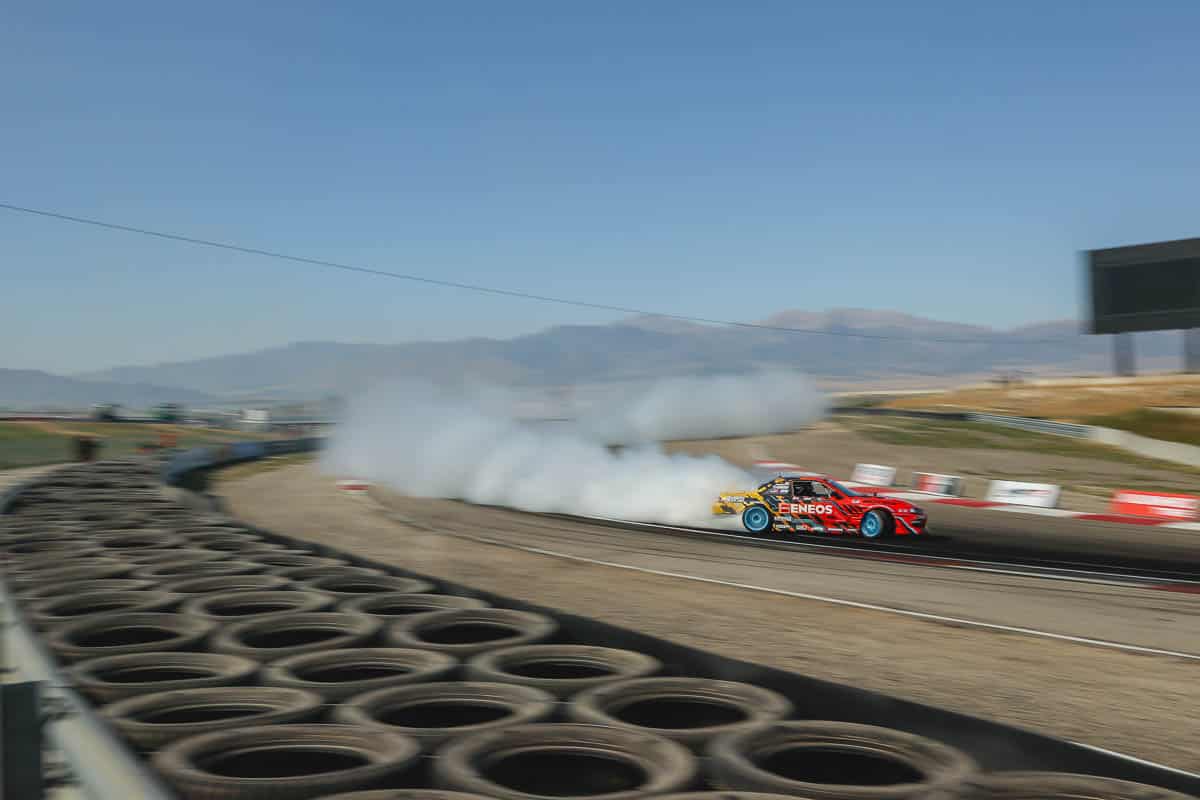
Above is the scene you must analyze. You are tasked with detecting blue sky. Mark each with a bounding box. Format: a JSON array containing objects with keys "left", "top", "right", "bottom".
[{"left": 3, "top": 1, "right": 1199, "bottom": 373}]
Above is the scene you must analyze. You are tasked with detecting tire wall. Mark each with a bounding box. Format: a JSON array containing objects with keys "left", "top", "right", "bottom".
[
  {"left": 2, "top": 441, "right": 1198, "bottom": 800},
  {"left": 169, "top": 439, "right": 1197, "bottom": 790}
]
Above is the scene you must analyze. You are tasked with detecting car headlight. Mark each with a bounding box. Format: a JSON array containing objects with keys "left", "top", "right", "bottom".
[{"left": 720, "top": 495, "right": 745, "bottom": 503}]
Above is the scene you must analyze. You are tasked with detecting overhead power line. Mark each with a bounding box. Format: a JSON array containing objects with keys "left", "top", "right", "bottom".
[{"left": 0, "top": 201, "right": 1079, "bottom": 345}]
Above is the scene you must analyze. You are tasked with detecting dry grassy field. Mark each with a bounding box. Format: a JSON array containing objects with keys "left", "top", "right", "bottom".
[{"left": 0, "top": 420, "right": 280, "bottom": 470}]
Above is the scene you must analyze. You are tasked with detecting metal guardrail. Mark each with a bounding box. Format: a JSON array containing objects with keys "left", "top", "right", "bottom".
[
  {"left": 964, "top": 412, "right": 1092, "bottom": 438},
  {"left": 830, "top": 406, "right": 1092, "bottom": 438}
]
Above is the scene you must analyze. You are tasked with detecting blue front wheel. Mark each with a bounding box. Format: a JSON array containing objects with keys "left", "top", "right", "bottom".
[
  {"left": 742, "top": 504, "right": 773, "bottom": 533},
  {"left": 860, "top": 509, "right": 889, "bottom": 539}
]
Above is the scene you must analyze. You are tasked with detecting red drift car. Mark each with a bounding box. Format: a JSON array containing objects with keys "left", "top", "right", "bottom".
[{"left": 712, "top": 474, "right": 927, "bottom": 538}]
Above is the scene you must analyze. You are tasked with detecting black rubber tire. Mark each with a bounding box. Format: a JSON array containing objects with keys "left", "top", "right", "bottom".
[
  {"left": 182, "top": 530, "right": 265, "bottom": 545},
  {"left": 48, "top": 613, "right": 217, "bottom": 663},
  {"left": 210, "top": 612, "right": 383, "bottom": 662},
  {"left": 161, "top": 574, "right": 294, "bottom": 595},
  {"left": 132, "top": 559, "right": 265, "bottom": 580},
  {"left": 151, "top": 724, "right": 421, "bottom": 800},
  {"left": 964, "top": 771, "right": 1197, "bottom": 799},
  {"left": 102, "top": 686, "right": 323, "bottom": 750},
  {"left": 311, "top": 791, "right": 496, "bottom": 800},
  {"left": 434, "top": 722, "right": 698, "bottom": 800},
  {"left": 3, "top": 537, "right": 103, "bottom": 557},
  {"left": 386, "top": 609, "right": 558, "bottom": 658},
  {"left": 11, "top": 561, "right": 135, "bottom": 585},
  {"left": 334, "top": 681, "right": 557, "bottom": 751},
  {"left": 654, "top": 794, "right": 799, "bottom": 800},
  {"left": 466, "top": 645, "right": 661, "bottom": 699},
  {"left": 302, "top": 574, "right": 436, "bottom": 598},
  {"left": 125, "top": 547, "right": 232, "bottom": 565},
  {"left": 94, "top": 531, "right": 189, "bottom": 551},
  {"left": 16, "top": 578, "right": 159, "bottom": 601},
  {"left": 0, "top": 530, "right": 88, "bottom": 548},
  {"left": 181, "top": 538, "right": 279, "bottom": 556},
  {"left": 340, "top": 593, "right": 489, "bottom": 619},
  {"left": 9, "top": 550, "right": 126, "bottom": 574},
  {"left": 67, "top": 652, "right": 261, "bottom": 704},
  {"left": 261, "top": 647, "right": 459, "bottom": 701},
  {"left": 706, "top": 721, "right": 977, "bottom": 799},
  {"left": 569, "top": 678, "right": 792, "bottom": 751},
  {"left": 180, "top": 590, "right": 335, "bottom": 622},
  {"left": 272, "top": 565, "right": 386, "bottom": 582},
  {"left": 29, "top": 590, "right": 181, "bottom": 627},
  {"left": 245, "top": 552, "right": 347, "bottom": 569}
]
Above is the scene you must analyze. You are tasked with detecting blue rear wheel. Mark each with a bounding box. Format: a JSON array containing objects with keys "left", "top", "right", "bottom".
[
  {"left": 860, "top": 509, "right": 889, "bottom": 539},
  {"left": 742, "top": 505, "right": 772, "bottom": 533}
]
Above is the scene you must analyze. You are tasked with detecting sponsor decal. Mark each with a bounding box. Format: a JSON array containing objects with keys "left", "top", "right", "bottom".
[
  {"left": 780, "top": 502, "right": 834, "bottom": 515},
  {"left": 851, "top": 463, "right": 897, "bottom": 487},
  {"left": 1110, "top": 490, "right": 1200, "bottom": 521},
  {"left": 985, "top": 480, "right": 1061, "bottom": 508}
]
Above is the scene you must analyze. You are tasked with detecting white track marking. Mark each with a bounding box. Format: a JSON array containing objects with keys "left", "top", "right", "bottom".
[
  {"left": 1162, "top": 522, "right": 1200, "bottom": 531},
  {"left": 361, "top": 501, "right": 1200, "bottom": 662},
  {"left": 991, "top": 506, "right": 1083, "bottom": 517},
  {"left": 430, "top": 524, "right": 1200, "bottom": 661},
  {"left": 1064, "top": 742, "right": 1200, "bottom": 780}
]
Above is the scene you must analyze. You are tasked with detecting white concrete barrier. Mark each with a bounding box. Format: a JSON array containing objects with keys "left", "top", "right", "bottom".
[
  {"left": 851, "top": 463, "right": 897, "bottom": 487},
  {"left": 986, "top": 480, "right": 1061, "bottom": 508}
]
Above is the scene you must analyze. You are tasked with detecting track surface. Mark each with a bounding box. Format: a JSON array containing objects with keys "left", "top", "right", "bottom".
[
  {"left": 221, "top": 464, "right": 1200, "bottom": 770},
  {"left": 567, "top": 506, "right": 1200, "bottom": 585},
  {"left": 376, "top": 494, "right": 1200, "bottom": 655}
]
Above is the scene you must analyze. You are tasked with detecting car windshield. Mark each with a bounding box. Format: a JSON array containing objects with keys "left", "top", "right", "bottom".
[{"left": 825, "top": 479, "right": 862, "bottom": 497}]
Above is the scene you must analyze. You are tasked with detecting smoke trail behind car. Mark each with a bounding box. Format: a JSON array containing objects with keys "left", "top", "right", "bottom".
[{"left": 322, "top": 373, "right": 823, "bottom": 525}]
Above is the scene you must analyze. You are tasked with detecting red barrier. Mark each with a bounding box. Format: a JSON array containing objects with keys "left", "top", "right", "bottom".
[{"left": 1110, "top": 490, "right": 1199, "bottom": 521}]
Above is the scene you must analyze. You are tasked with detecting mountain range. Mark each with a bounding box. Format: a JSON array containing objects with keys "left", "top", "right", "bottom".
[{"left": 1, "top": 309, "right": 1188, "bottom": 409}]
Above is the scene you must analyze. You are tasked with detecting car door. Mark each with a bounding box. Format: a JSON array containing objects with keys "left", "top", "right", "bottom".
[
  {"left": 784, "top": 480, "right": 830, "bottom": 533},
  {"left": 810, "top": 480, "right": 851, "bottom": 532}
]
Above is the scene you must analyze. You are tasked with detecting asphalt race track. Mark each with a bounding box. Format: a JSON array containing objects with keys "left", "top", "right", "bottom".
[
  {"left": 368, "top": 491, "right": 1200, "bottom": 656},
  {"left": 894, "top": 502, "right": 1200, "bottom": 579},
  {"left": 596, "top": 501, "right": 1200, "bottom": 582}
]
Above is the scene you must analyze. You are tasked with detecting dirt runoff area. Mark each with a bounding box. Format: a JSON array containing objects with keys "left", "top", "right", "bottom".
[
  {"left": 664, "top": 417, "right": 1200, "bottom": 511},
  {"left": 220, "top": 463, "right": 1200, "bottom": 772}
]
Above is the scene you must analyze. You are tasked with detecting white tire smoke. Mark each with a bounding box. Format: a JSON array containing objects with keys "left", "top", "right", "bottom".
[{"left": 322, "top": 373, "right": 824, "bottom": 525}]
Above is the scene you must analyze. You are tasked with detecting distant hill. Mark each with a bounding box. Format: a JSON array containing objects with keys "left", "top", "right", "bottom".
[
  {"left": 0, "top": 369, "right": 218, "bottom": 411},
  {"left": 64, "top": 308, "right": 1188, "bottom": 401}
]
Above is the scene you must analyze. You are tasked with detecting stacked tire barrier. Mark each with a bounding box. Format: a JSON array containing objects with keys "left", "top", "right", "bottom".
[{"left": 2, "top": 450, "right": 1199, "bottom": 800}]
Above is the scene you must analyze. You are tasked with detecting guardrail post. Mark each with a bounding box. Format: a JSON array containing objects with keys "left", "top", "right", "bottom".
[{"left": 2, "top": 680, "right": 45, "bottom": 799}]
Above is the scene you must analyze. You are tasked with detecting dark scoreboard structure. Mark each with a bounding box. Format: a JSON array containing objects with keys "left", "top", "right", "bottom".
[{"left": 1085, "top": 237, "right": 1200, "bottom": 373}]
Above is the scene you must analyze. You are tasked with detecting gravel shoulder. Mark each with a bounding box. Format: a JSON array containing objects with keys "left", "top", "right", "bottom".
[{"left": 221, "top": 463, "right": 1200, "bottom": 772}]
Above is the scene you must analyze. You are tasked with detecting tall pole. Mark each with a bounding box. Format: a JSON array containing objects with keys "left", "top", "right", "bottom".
[
  {"left": 1113, "top": 333, "right": 1135, "bottom": 376},
  {"left": 1186, "top": 329, "right": 1200, "bottom": 374}
]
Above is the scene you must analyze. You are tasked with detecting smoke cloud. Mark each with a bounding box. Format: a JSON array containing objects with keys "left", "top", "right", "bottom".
[{"left": 322, "top": 372, "right": 824, "bottom": 525}]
